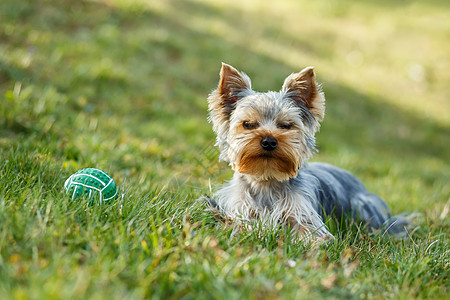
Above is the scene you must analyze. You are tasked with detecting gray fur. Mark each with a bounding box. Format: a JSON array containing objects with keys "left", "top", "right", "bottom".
[
  {"left": 298, "top": 162, "right": 407, "bottom": 234},
  {"left": 207, "top": 162, "right": 408, "bottom": 240},
  {"left": 206, "top": 64, "right": 409, "bottom": 242}
]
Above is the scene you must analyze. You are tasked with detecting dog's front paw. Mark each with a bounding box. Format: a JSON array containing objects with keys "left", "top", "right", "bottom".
[{"left": 309, "top": 234, "right": 334, "bottom": 247}]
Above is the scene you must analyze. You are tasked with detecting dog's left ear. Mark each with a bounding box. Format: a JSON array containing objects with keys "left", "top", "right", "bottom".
[{"left": 282, "top": 67, "right": 325, "bottom": 122}]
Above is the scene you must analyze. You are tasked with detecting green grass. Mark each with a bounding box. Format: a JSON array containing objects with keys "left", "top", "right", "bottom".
[{"left": 0, "top": 0, "right": 449, "bottom": 298}]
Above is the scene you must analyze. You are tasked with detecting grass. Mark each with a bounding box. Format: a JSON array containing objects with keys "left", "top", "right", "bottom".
[{"left": 0, "top": 0, "right": 449, "bottom": 298}]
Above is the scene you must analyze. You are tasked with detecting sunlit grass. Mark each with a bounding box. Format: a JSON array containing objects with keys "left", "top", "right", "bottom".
[{"left": 0, "top": 0, "right": 448, "bottom": 298}]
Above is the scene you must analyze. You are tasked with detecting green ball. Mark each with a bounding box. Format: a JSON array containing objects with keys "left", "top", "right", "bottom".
[{"left": 64, "top": 168, "right": 118, "bottom": 203}]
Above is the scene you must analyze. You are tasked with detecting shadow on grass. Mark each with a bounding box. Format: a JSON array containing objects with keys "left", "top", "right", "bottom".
[{"left": 0, "top": 0, "right": 448, "bottom": 186}]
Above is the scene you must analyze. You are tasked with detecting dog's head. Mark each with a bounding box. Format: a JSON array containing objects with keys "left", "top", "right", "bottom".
[{"left": 208, "top": 63, "right": 325, "bottom": 181}]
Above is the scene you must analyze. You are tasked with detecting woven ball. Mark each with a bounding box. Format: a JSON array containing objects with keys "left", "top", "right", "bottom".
[{"left": 64, "top": 168, "right": 118, "bottom": 203}]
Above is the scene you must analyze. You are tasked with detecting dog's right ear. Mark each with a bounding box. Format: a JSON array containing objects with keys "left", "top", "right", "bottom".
[
  {"left": 208, "top": 63, "right": 253, "bottom": 162},
  {"left": 211, "top": 63, "right": 252, "bottom": 118}
]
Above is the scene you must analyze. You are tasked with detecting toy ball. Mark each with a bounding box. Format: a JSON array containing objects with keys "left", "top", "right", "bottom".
[{"left": 64, "top": 168, "right": 118, "bottom": 203}]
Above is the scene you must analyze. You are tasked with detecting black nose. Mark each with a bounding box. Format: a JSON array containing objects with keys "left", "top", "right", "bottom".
[{"left": 260, "top": 137, "right": 278, "bottom": 151}]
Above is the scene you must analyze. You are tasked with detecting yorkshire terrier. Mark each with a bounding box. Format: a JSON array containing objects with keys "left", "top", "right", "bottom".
[{"left": 205, "top": 63, "right": 409, "bottom": 243}]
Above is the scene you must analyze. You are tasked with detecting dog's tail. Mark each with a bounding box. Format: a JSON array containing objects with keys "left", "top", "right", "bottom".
[
  {"left": 383, "top": 212, "right": 420, "bottom": 237},
  {"left": 352, "top": 192, "right": 418, "bottom": 237}
]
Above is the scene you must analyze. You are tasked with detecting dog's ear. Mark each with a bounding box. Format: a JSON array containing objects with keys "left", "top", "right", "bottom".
[
  {"left": 213, "top": 63, "right": 252, "bottom": 117},
  {"left": 208, "top": 63, "right": 253, "bottom": 162},
  {"left": 282, "top": 66, "right": 325, "bottom": 122}
]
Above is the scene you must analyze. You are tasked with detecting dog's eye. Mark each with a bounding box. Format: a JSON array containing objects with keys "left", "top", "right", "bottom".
[
  {"left": 277, "top": 123, "right": 292, "bottom": 130},
  {"left": 243, "top": 121, "right": 258, "bottom": 129}
]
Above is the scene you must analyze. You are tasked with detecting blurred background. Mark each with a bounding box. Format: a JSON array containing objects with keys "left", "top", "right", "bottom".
[{"left": 1, "top": 0, "right": 449, "bottom": 213}]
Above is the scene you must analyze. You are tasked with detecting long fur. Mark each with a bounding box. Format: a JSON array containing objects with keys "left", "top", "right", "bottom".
[{"left": 206, "top": 63, "right": 409, "bottom": 243}]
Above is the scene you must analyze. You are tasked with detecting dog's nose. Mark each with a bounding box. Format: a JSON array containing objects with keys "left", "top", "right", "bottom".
[{"left": 260, "top": 136, "right": 278, "bottom": 151}]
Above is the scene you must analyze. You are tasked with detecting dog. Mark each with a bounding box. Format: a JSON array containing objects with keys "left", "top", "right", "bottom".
[{"left": 205, "top": 63, "right": 409, "bottom": 244}]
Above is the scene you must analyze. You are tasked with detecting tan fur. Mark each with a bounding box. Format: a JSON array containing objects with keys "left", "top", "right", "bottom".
[
  {"left": 206, "top": 63, "right": 408, "bottom": 245},
  {"left": 282, "top": 66, "right": 325, "bottom": 122},
  {"left": 235, "top": 129, "right": 301, "bottom": 181},
  {"left": 207, "top": 63, "right": 331, "bottom": 243}
]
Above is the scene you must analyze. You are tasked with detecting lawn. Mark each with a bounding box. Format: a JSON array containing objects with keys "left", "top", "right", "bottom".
[{"left": 0, "top": 0, "right": 449, "bottom": 299}]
